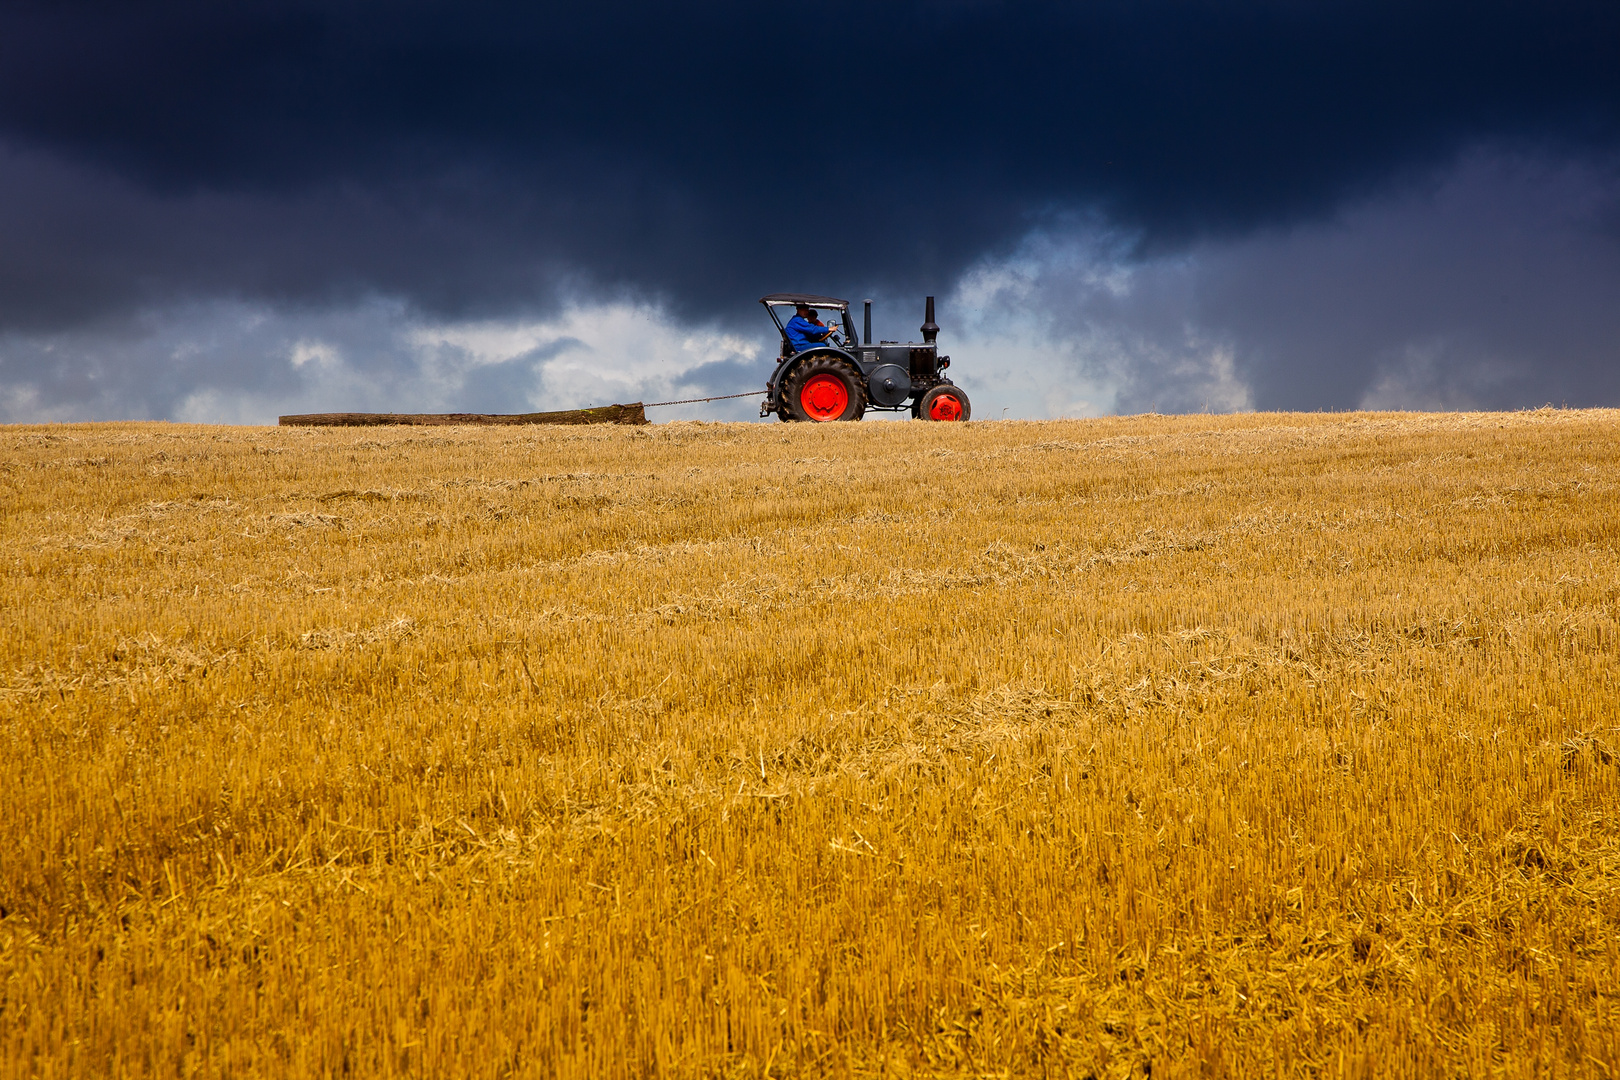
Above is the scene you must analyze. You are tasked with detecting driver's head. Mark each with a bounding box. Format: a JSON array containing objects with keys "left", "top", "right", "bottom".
[{"left": 796, "top": 304, "right": 813, "bottom": 318}]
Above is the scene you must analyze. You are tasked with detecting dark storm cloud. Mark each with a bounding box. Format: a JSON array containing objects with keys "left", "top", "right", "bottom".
[
  {"left": 3, "top": 0, "right": 1618, "bottom": 329},
  {"left": 2, "top": 1, "right": 1619, "bottom": 419}
]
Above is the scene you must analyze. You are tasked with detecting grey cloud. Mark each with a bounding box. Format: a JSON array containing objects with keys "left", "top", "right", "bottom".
[
  {"left": 450, "top": 338, "right": 586, "bottom": 414},
  {"left": 983, "top": 149, "right": 1620, "bottom": 414},
  {"left": 0, "top": 141, "right": 593, "bottom": 334},
  {"left": 0, "top": 295, "right": 776, "bottom": 425},
  {"left": 0, "top": 298, "right": 414, "bottom": 422}
]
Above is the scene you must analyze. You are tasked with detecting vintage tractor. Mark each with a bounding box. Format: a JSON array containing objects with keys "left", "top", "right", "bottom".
[{"left": 759, "top": 294, "right": 972, "bottom": 422}]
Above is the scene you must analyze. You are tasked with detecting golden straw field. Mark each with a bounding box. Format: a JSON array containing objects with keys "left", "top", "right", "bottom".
[{"left": 3, "top": 409, "right": 1619, "bottom": 1078}]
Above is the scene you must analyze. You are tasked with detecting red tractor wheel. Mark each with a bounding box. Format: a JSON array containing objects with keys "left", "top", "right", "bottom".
[
  {"left": 783, "top": 357, "right": 866, "bottom": 422},
  {"left": 916, "top": 384, "right": 971, "bottom": 422},
  {"left": 801, "top": 374, "right": 848, "bottom": 420}
]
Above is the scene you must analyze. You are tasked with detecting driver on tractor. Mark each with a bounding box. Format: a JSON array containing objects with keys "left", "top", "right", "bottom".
[{"left": 784, "top": 303, "right": 838, "bottom": 352}]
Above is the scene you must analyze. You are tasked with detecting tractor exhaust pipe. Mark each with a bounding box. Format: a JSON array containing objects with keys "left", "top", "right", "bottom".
[
  {"left": 921, "top": 296, "right": 938, "bottom": 345},
  {"left": 864, "top": 299, "right": 872, "bottom": 347}
]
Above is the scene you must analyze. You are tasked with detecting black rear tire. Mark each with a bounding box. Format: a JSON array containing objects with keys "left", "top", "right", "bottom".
[{"left": 783, "top": 357, "right": 867, "bottom": 422}]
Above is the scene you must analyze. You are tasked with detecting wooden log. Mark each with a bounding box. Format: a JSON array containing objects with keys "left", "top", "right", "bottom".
[{"left": 279, "top": 403, "right": 648, "bottom": 427}]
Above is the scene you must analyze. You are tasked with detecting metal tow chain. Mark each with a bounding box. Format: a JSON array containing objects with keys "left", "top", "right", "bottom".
[{"left": 643, "top": 391, "right": 763, "bottom": 408}]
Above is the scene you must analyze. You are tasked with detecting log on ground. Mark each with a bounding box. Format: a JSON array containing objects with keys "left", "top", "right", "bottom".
[{"left": 278, "top": 403, "right": 648, "bottom": 427}]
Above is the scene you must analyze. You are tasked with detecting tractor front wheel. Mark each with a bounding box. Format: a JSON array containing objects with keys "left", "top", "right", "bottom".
[
  {"left": 916, "top": 384, "right": 971, "bottom": 422},
  {"left": 784, "top": 358, "right": 866, "bottom": 422}
]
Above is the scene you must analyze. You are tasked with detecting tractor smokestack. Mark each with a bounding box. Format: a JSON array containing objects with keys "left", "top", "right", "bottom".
[
  {"left": 921, "top": 296, "right": 938, "bottom": 345},
  {"left": 864, "top": 300, "right": 872, "bottom": 347}
]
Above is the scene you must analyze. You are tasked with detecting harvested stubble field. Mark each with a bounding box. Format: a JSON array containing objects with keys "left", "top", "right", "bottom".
[{"left": 2, "top": 410, "right": 1619, "bottom": 1078}]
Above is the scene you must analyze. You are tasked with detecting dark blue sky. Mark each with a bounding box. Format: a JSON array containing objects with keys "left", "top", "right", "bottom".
[{"left": 2, "top": 1, "right": 1619, "bottom": 419}]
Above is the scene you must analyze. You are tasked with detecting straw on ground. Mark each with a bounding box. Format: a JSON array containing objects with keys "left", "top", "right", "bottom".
[{"left": 2, "top": 410, "right": 1617, "bottom": 1077}]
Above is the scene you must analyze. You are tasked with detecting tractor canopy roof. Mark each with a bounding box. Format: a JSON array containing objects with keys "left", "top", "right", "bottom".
[{"left": 759, "top": 293, "right": 849, "bottom": 311}]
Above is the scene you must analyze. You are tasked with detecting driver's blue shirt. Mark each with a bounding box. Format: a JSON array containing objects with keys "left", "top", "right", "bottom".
[{"left": 785, "top": 314, "right": 834, "bottom": 353}]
